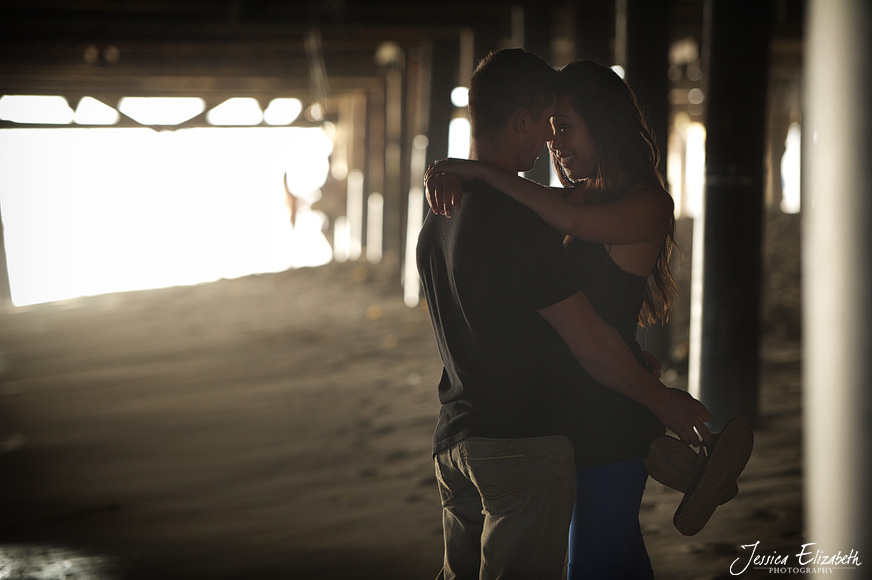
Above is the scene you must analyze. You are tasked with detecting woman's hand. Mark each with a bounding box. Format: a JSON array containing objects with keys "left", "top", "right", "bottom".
[
  {"left": 425, "top": 158, "right": 496, "bottom": 217},
  {"left": 648, "top": 386, "right": 714, "bottom": 447},
  {"left": 425, "top": 163, "right": 463, "bottom": 217}
]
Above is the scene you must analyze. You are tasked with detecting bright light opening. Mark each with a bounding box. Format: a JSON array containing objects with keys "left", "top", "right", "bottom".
[
  {"left": 403, "top": 134, "right": 429, "bottom": 307},
  {"left": 206, "top": 97, "right": 263, "bottom": 126},
  {"left": 366, "top": 193, "right": 384, "bottom": 264},
  {"left": 0, "top": 126, "right": 334, "bottom": 306},
  {"left": 667, "top": 113, "right": 706, "bottom": 219},
  {"left": 333, "top": 216, "right": 350, "bottom": 263},
  {"left": 0, "top": 95, "right": 74, "bottom": 124},
  {"left": 448, "top": 117, "right": 470, "bottom": 159},
  {"left": 611, "top": 65, "right": 626, "bottom": 79},
  {"left": 684, "top": 122, "right": 706, "bottom": 218},
  {"left": 283, "top": 127, "right": 333, "bottom": 200},
  {"left": 346, "top": 170, "right": 364, "bottom": 261},
  {"left": 780, "top": 122, "right": 801, "bottom": 214},
  {"left": 118, "top": 97, "right": 206, "bottom": 125},
  {"left": 74, "top": 97, "right": 120, "bottom": 125},
  {"left": 264, "top": 98, "right": 303, "bottom": 125},
  {"left": 450, "top": 86, "right": 469, "bottom": 108},
  {"left": 667, "top": 119, "right": 685, "bottom": 216},
  {"left": 404, "top": 186, "right": 425, "bottom": 307}
]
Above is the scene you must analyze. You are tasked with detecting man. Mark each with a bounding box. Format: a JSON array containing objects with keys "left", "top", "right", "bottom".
[{"left": 416, "top": 49, "right": 711, "bottom": 579}]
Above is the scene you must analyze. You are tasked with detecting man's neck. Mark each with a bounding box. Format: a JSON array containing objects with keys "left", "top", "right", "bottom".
[{"left": 469, "top": 136, "right": 519, "bottom": 174}]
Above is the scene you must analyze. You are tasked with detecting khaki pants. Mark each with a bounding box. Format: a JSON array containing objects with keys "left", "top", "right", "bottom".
[{"left": 434, "top": 436, "right": 576, "bottom": 580}]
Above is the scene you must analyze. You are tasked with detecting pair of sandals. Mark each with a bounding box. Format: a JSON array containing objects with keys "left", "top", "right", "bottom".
[{"left": 644, "top": 416, "right": 755, "bottom": 536}]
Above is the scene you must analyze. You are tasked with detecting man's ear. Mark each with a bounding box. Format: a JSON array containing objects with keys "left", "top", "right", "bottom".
[{"left": 511, "top": 109, "right": 532, "bottom": 135}]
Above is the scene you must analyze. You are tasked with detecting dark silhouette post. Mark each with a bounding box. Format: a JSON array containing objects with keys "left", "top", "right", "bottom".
[
  {"left": 424, "top": 37, "right": 458, "bottom": 168},
  {"left": 575, "top": 0, "right": 614, "bottom": 64},
  {"left": 521, "top": 1, "right": 554, "bottom": 186},
  {"left": 384, "top": 63, "right": 405, "bottom": 270},
  {"left": 693, "top": 0, "right": 772, "bottom": 429},
  {"left": 624, "top": 0, "right": 672, "bottom": 366},
  {"left": 804, "top": 0, "right": 872, "bottom": 562},
  {"left": 366, "top": 85, "right": 386, "bottom": 264}
]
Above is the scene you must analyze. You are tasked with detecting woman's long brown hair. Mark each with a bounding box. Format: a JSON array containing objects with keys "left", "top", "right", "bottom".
[{"left": 553, "top": 60, "right": 678, "bottom": 326}]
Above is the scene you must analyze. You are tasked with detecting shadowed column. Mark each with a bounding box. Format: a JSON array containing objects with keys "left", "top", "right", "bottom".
[
  {"left": 575, "top": 0, "right": 614, "bottom": 64},
  {"left": 424, "top": 37, "right": 458, "bottom": 168},
  {"left": 624, "top": 0, "right": 672, "bottom": 367},
  {"left": 691, "top": 0, "right": 772, "bottom": 429},
  {"left": 521, "top": 1, "right": 554, "bottom": 186}
]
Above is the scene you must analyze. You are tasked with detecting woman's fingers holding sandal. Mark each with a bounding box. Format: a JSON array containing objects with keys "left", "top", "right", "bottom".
[
  {"left": 674, "top": 427, "right": 696, "bottom": 447},
  {"left": 696, "top": 420, "right": 714, "bottom": 446}
]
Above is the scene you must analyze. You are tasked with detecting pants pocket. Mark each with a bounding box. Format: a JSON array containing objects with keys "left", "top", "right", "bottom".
[{"left": 463, "top": 441, "right": 526, "bottom": 516}]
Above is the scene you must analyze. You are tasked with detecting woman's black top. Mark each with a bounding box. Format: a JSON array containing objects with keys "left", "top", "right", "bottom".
[{"left": 565, "top": 238, "right": 666, "bottom": 465}]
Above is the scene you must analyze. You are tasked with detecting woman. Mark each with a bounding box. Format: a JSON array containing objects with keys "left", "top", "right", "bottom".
[{"left": 425, "top": 60, "right": 743, "bottom": 579}]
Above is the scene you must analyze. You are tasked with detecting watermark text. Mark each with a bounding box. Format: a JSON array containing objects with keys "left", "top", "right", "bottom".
[{"left": 730, "top": 542, "right": 862, "bottom": 575}]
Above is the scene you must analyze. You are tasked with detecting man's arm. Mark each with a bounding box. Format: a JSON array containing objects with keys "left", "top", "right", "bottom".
[{"left": 539, "top": 290, "right": 713, "bottom": 446}]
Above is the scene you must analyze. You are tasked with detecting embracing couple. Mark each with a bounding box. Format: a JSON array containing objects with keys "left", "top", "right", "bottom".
[{"left": 416, "top": 48, "right": 754, "bottom": 579}]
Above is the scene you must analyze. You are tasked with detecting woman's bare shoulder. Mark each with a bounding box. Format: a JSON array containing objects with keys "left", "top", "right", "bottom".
[{"left": 628, "top": 183, "right": 675, "bottom": 215}]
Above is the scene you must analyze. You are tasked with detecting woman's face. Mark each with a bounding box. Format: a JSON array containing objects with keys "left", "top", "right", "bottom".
[{"left": 549, "top": 95, "right": 597, "bottom": 181}]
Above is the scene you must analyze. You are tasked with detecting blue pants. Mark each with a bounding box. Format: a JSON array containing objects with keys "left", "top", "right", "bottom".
[{"left": 567, "top": 456, "right": 653, "bottom": 580}]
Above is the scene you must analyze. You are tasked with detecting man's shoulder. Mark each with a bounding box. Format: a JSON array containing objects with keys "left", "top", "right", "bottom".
[
  {"left": 463, "top": 180, "right": 548, "bottom": 227},
  {"left": 421, "top": 180, "right": 561, "bottom": 254}
]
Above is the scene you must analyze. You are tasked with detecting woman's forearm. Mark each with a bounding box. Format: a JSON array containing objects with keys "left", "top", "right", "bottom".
[
  {"left": 431, "top": 157, "right": 670, "bottom": 244},
  {"left": 478, "top": 164, "right": 671, "bottom": 244}
]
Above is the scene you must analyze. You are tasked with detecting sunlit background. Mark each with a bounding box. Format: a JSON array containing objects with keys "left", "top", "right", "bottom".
[{"left": 0, "top": 96, "right": 335, "bottom": 306}]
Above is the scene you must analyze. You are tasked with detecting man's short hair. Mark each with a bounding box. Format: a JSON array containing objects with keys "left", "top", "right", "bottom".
[{"left": 468, "top": 48, "right": 560, "bottom": 140}]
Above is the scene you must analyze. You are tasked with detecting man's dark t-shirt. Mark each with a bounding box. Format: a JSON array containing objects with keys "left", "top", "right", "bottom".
[{"left": 416, "top": 181, "right": 582, "bottom": 456}]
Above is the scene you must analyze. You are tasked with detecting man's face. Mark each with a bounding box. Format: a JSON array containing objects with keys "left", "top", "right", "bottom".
[{"left": 520, "top": 100, "right": 557, "bottom": 172}]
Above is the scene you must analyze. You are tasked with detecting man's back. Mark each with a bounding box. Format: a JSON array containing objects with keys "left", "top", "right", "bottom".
[{"left": 416, "top": 181, "right": 580, "bottom": 455}]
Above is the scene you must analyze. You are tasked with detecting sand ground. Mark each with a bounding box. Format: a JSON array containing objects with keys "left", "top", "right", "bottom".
[{"left": 0, "top": 261, "right": 803, "bottom": 579}]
